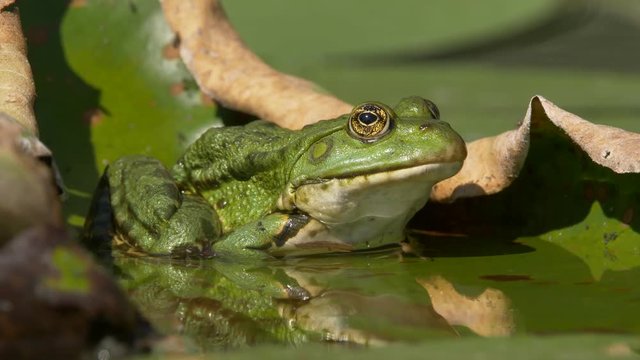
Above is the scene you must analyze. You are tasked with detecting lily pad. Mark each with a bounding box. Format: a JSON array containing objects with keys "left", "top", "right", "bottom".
[
  {"left": 135, "top": 335, "right": 640, "bottom": 360},
  {"left": 20, "top": 0, "right": 218, "bottom": 227},
  {"left": 109, "top": 239, "right": 640, "bottom": 350}
]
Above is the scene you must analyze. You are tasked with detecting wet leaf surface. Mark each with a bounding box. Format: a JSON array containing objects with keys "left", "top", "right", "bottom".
[
  {"left": 132, "top": 335, "right": 640, "bottom": 360},
  {"left": 110, "top": 240, "right": 640, "bottom": 353}
]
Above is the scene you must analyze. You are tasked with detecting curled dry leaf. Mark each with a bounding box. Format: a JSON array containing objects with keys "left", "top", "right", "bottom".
[
  {"left": 0, "top": 1, "right": 15, "bottom": 10},
  {"left": 160, "top": 0, "right": 353, "bottom": 129},
  {"left": 0, "top": 5, "right": 61, "bottom": 244},
  {"left": 0, "top": 3, "right": 53, "bottom": 161},
  {"left": 0, "top": 5, "right": 37, "bottom": 135},
  {"left": 431, "top": 96, "right": 640, "bottom": 202}
]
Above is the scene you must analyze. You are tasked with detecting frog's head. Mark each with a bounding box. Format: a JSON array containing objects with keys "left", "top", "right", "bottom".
[{"left": 279, "top": 96, "right": 467, "bottom": 227}]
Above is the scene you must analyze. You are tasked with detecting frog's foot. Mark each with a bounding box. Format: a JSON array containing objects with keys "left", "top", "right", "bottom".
[{"left": 108, "top": 155, "right": 222, "bottom": 259}]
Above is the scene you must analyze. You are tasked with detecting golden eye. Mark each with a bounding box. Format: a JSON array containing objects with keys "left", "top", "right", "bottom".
[{"left": 348, "top": 103, "right": 394, "bottom": 141}]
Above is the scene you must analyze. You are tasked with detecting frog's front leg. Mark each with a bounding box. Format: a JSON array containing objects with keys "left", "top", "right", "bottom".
[
  {"left": 108, "top": 155, "right": 221, "bottom": 258},
  {"left": 209, "top": 213, "right": 312, "bottom": 299},
  {"left": 212, "top": 213, "right": 310, "bottom": 260}
]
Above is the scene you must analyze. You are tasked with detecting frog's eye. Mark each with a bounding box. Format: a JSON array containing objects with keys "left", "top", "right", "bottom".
[{"left": 348, "top": 103, "right": 394, "bottom": 142}]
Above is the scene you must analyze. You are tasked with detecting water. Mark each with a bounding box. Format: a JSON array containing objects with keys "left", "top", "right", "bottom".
[{"left": 115, "top": 233, "right": 640, "bottom": 350}]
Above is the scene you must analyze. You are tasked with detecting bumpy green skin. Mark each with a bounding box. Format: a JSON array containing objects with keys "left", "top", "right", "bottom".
[
  {"left": 171, "top": 121, "right": 321, "bottom": 233},
  {"left": 102, "top": 96, "right": 466, "bottom": 261}
]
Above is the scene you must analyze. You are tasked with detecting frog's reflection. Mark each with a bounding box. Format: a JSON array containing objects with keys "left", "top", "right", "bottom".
[
  {"left": 115, "top": 253, "right": 514, "bottom": 350},
  {"left": 283, "top": 291, "right": 455, "bottom": 345}
]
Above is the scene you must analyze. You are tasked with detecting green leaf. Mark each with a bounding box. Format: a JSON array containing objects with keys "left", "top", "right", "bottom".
[{"left": 21, "top": 0, "right": 218, "bottom": 226}]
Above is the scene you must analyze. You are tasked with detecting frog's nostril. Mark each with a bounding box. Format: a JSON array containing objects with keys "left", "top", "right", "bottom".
[{"left": 419, "top": 123, "right": 432, "bottom": 131}]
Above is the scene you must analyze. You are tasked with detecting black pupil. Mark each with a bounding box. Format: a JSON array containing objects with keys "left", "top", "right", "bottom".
[{"left": 358, "top": 112, "right": 378, "bottom": 125}]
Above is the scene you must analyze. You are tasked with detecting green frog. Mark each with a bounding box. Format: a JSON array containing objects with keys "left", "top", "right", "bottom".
[{"left": 87, "top": 96, "right": 466, "bottom": 261}]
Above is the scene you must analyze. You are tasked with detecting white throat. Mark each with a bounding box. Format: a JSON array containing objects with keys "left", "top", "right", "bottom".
[
  {"left": 294, "top": 162, "right": 461, "bottom": 224},
  {"left": 272, "top": 162, "right": 462, "bottom": 255}
]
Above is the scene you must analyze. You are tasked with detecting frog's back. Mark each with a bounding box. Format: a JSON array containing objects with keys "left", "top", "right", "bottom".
[
  {"left": 172, "top": 121, "right": 294, "bottom": 189},
  {"left": 171, "top": 121, "right": 296, "bottom": 231}
]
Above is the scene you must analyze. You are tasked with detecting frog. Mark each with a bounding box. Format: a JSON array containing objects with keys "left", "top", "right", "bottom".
[{"left": 86, "top": 96, "right": 466, "bottom": 262}]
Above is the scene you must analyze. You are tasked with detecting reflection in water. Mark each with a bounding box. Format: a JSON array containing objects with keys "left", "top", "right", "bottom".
[
  {"left": 116, "top": 257, "right": 309, "bottom": 350},
  {"left": 115, "top": 252, "right": 515, "bottom": 350},
  {"left": 286, "top": 291, "right": 455, "bottom": 345},
  {"left": 419, "top": 276, "right": 515, "bottom": 337}
]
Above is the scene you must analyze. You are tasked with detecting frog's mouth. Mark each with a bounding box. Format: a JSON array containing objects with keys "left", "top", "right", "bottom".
[
  {"left": 312, "top": 161, "right": 462, "bottom": 188},
  {"left": 277, "top": 161, "right": 463, "bottom": 223},
  {"left": 303, "top": 160, "right": 463, "bottom": 185}
]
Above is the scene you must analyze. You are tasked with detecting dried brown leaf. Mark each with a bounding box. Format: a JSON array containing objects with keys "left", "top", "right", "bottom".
[
  {"left": 431, "top": 96, "right": 640, "bottom": 202},
  {"left": 0, "top": 0, "right": 15, "bottom": 11},
  {"left": 0, "top": 5, "right": 63, "bottom": 243},
  {"left": 0, "top": 6, "right": 36, "bottom": 134},
  {"left": 160, "top": 0, "right": 352, "bottom": 129}
]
